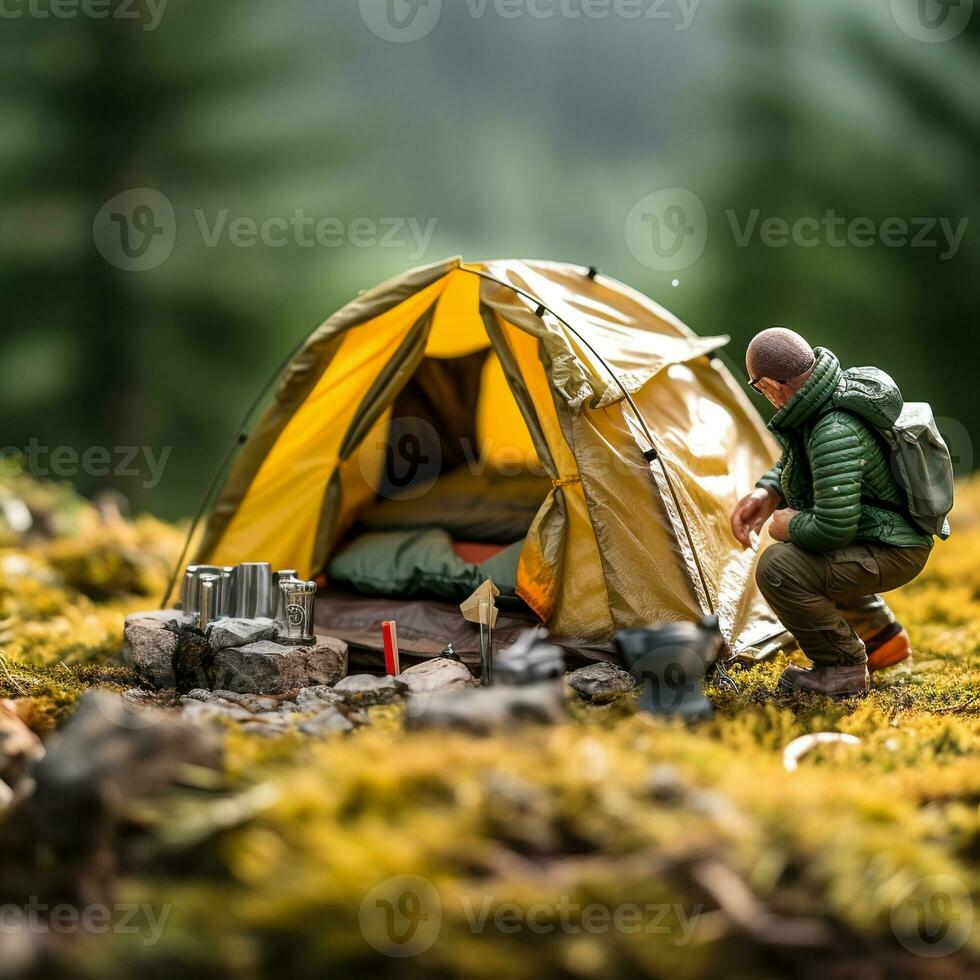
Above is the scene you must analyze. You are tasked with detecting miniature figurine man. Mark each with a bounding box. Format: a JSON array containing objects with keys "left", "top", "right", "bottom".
[{"left": 730, "top": 328, "right": 934, "bottom": 696}]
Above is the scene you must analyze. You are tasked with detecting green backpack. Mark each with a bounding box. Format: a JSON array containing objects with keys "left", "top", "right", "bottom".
[{"left": 833, "top": 367, "right": 954, "bottom": 540}]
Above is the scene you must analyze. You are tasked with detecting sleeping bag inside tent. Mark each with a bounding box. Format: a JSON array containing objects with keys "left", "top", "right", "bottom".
[{"left": 194, "top": 257, "right": 788, "bottom": 659}]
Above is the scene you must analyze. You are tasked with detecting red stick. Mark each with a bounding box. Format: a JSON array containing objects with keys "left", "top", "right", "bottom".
[{"left": 382, "top": 620, "right": 400, "bottom": 676}]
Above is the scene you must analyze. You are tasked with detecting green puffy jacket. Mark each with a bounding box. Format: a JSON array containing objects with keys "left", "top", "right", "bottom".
[{"left": 756, "top": 347, "right": 933, "bottom": 553}]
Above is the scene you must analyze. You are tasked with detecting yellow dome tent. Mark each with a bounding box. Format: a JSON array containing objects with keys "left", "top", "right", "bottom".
[{"left": 190, "top": 257, "right": 786, "bottom": 654}]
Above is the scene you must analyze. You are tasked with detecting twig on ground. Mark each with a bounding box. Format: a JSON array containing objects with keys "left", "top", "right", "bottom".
[
  {"left": 0, "top": 654, "right": 26, "bottom": 694},
  {"left": 933, "top": 694, "right": 980, "bottom": 715},
  {"left": 692, "top": 858, "right": 833, "bottom": 948}
]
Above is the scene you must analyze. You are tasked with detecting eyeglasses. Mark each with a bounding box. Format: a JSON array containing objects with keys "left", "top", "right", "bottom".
[{"left": 748, "top": 377, "right": 785, "bottom": 393}]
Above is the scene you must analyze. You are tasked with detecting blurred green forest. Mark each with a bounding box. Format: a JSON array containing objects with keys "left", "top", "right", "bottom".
[{"left": 0, "top": 0, "right": 977, "bottom": 519}]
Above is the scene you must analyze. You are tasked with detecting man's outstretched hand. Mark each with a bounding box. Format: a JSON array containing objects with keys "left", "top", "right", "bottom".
[{"left": 730, "top": 487, "right": 780, "bottom": 548}]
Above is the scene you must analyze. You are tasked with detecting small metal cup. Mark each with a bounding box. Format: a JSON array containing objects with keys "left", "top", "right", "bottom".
[
  {"left": 234, "top": 562, "right": 274, "bottom": 619},
  {"left": 276, "top": 580, "right": 317, "bottom": 646},
  {"left": 181, "top": 564, "right": 226, "bottom": 615},
  {"left": 217, "top": 567, "right": 236, "bottom": 617}
]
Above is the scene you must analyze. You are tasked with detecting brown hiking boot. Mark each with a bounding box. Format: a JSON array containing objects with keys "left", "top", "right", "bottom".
[
  {"left": 863, "top": 623, "right": 911, "bottom": 673},
  {"left": 778, "top": 662, "right": 870, "bottom": 697}
]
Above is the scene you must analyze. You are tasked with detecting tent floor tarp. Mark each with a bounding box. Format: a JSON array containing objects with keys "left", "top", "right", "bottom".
[{"left": 315, "top": 589, "right": 616, "bottom": 674}]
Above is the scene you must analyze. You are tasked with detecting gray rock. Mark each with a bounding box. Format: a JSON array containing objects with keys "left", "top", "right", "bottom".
[
  {"left": 298, "top": 707, "right": 354, "bottom": 736},
  {"left": 210, "top": 635, "right": 348, "bottom": 695},
  {"left": 126, "top": 609, "right": 191, "bottom": 627},
  {"left": 647, "top": 765, "right": 685, "bottom": 804},
  {"left": 238, "top": 722, "right": 281, "bottom": 738},
  {"left": 0, "top": 912, "right": 40, "bottom": 978},
  {"left": 295, "top": 686, "right": 341, "bottom": 709},
  {"left": 253, "top": 711, "right": 293, "bottom": 725},
  {"left": 0, "top": 700, "right": 43, "bottom": 805},
  {"left": 181, "top": 700, "right": 253, "bottom": 724},
  {"left": 121, "top": 688, "right": 175, "bottom": 710},
  {"left": 123, "top": 614, "right": 179, "bottom": 689},
  {"left": 233, "top": 694, "right": 281, "bottom": 713},
  {"left": 25, "top": 692, "right": 222, "bottom": 859},
  {"left": 173, "top": 627, "right": 213, "bottom": 693},
  {"left": 395, "top": 658, "right": 476, "bottom": 696},
  {"left": 567, "top": 662, "right": 636, "bottom": 704},
  {"left": 494, "top": 628, "right": 565, "bottom": 685},
  {"left": 209, "top": 689, "right": 246, "bottom": 702},
  {"left": 333, "top": 674, "right": 402, "bottom": 706},
  {"left": 405, "top": 681, "right": 566, "bottom": 735},
  {"left": 207, "top": 617, "right": 276, "bottom": 651}
]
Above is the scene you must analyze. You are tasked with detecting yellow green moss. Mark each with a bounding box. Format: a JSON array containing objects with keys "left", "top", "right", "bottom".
[{"left": 0, "top": 473, "right": 977, "bottom": 978}]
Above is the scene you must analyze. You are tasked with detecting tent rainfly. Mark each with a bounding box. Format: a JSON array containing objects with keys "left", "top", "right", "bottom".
[{"left": 192, "top": 257, "right": 787, "bottom": 653}]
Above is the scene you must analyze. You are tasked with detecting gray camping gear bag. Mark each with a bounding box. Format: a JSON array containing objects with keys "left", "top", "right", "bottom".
[{"left": 834, "top": 367, "right": 954, "bottom": 540}]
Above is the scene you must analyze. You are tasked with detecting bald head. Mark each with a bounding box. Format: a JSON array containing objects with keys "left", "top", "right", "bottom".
[{"left": 746, "top": 327, "right": 815, "bottom": 384}]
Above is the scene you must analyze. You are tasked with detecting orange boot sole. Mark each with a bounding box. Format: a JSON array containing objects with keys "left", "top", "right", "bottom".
[{"left": 865, "top": 626, "right": 911, "bottom": 673}]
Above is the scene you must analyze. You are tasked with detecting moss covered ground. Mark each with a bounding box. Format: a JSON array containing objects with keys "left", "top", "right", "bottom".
[{"left": 0, "top": 471, "right": 976, "bottom": 978}]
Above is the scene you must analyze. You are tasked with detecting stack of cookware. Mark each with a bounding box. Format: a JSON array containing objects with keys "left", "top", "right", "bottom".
[{"left": 179, "top": 562, "right": 317, "bottom": 646}]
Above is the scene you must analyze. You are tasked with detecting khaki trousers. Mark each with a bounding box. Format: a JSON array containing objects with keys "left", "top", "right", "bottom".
[{"left": 755, "top": 541, "right": 931, "bottom": 666}]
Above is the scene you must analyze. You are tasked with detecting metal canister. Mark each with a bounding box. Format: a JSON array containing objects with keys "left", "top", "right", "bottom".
[
  {"left": 276, "top": 579, "right": 317, "bottom": 646},
  {"left": 273, "top": 569, "right": 301, "bottom": 627},
  {"left": 198, "top": 574, "right": 221, "bottom": 631},
  {"left": 234, "top": 562, "right": 274, "bottom": 619}
]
